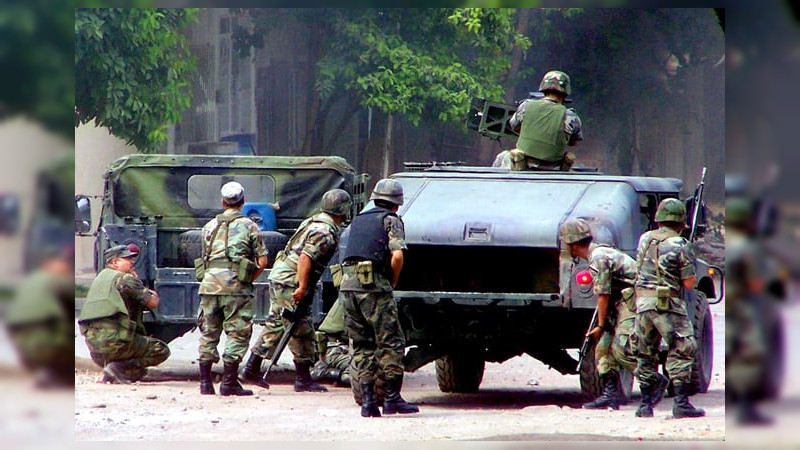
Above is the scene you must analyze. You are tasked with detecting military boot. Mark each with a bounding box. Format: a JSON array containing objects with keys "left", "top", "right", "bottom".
[
  {"left": 102, "top": 361, "right": 133, "bottom": 384},
  {"left": 635, "top": 382, "right": 654, "bottom": 418},
  {"left": 360, "top": 381, "right": 382, "bottom": 418},
  {"left": 672, "top": 382, "right": 705, "bottom": 418},
  {"left": 294, "top": 361, "right": 328, "bottom": 392},
  {"left": 241, "top": 353, "right": 270, "bottom": 389},
  {"left": 583, "top": 372, "right": 621, "bottom": 410},
  {"left": 651, "top": 372, "right": 669, "bottom": 406},
  {"left": 219, "top": 362, "right": 253, "bottom": 396},
  {"left": 199, "top": 361, "right": 215, "bottom": 395},
  {"left": 382, "top": 375, "right": 419, "bottom": 414},
  {"left": 737, "top": 394, "right": 773, "bottom": 426}
]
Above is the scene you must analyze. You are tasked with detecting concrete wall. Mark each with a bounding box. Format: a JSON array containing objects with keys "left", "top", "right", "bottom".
[{"left": 75, "top": 121, "right": 137, "bottom": 276}]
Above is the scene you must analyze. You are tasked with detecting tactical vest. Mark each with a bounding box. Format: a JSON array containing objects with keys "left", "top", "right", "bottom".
[
  {"left": 342, "top": 207, "right": 393, "bottom": 272},
  {"left": 78, "top": 268, "right": 129, "bottom": 323},
  {"left": 636, "top": 227, "right": 680, "bottom": 289},
  {"left": 516, "top": 99, "right": 568, "bottom": 161}
]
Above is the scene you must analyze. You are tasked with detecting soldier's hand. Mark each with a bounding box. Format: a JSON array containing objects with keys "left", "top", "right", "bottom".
[
  {"left": 585, "top": 326, "right": 603, "bottom": 340},
  {"left": 292, "top": 286, "right": 307, "bottom": 303}
]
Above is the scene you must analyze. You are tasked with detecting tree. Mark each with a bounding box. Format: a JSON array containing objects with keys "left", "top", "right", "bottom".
[
  {"left": 234, "top": 8, "right": 529, "bottom": 155},
  {"left": 75, "top": 8, "right": 197, "bottom": 152}
]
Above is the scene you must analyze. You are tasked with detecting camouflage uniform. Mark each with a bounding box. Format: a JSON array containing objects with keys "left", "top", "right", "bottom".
[
  {"left": 588, "top": 244, "right": 637, "bottom": 376},
  {"left": 505, "top": 70, "right": 582, "bottom": 171},
  {"left": 312, "top": 299, "right": 352, "bottom": 385},
  {"left": 78, "top": 267, "right": 170, "bottom": 382},
  {"left": 197, "top": 208, "right": 267, "bottom": 365},
  {"left": 339, "top": 213, "right": 407, "bottom": 384},
  {"left": 250, "top": 211, "right": 340, "bottom": 365}
]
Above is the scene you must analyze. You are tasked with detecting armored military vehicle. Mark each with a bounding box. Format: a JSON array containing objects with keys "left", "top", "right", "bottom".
[
  {"left": 76, "top": 154, "right": 369, "bottom": 343},
  {"left": 347, "top": 165, "right": 723, "bottom": 403}
]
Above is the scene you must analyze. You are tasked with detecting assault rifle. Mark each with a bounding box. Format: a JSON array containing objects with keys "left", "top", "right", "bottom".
[
  {"left": 688, "top": 167, "right": 707, "bottom": 242},
  {"left": 261, "top": 291, "right": 315, "bottom": 383},
  {"left": 576, "top": 307, "right": 599, "bottom": 372}
]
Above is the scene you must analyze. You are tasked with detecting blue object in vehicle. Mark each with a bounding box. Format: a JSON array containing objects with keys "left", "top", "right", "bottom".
[{"left": 242, "top": 202, "right": 277, "bottom": 231}]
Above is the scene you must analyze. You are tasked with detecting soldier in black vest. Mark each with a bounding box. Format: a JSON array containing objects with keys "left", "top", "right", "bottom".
[{"left": 340, "top": 178, "right": 419, "bottom": 417}]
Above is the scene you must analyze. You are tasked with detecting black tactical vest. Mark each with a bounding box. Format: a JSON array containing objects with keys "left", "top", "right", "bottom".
[{"left": 342, "top": 207, "right": 393, "bottom": 270}]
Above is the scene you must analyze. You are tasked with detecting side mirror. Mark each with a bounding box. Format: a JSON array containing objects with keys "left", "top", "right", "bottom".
[
  {"left": 0, "top": 194, "right": 20, "bottom": 234},
  {"left": 75, "top": 195, "right": 92, "bottom": 234}
]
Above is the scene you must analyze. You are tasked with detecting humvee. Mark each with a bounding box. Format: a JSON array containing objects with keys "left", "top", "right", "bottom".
[
  {"left": 346, "top": 165, "right": 723, "bottom": 402},
  {"left": 76, "top": 154, "right": 369, "bottom": 343}
]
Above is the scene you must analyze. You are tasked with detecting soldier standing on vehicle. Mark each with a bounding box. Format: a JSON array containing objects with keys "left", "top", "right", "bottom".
[
  {"left": 78, "top": 244, "right": 170, "bottom": 384},
  {"left": 340, "top": 178, "right": 419, "bottom": 418},
  {"left": 498, "top": 70, "right": 582, "bottom": 171},
  {"left": 196, "top": 182, "right": 268, "bottom": 396},
  {"left": 633, "top": 198, "right": 704, "bottom": 418},
  {"left": 725, "top": 195, "right": 774, "bottom": 425},
  {"left": 242, "top": 189, "right": 351, "bottom": 392},
  {"left": 311, "top": 300, "right": 353, "bottom": 387},
  {"left": 559, "top": 219, "right": 669, "bottom": 410}
]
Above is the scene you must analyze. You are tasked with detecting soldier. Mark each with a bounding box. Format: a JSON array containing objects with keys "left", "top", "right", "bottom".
[
  {"left": 197, "top": 181, "right": 268, "bottom": 396},
  {"left": 78, "top": 244, "right": 170, "bottom": 384},
  {"left": 340, "top": 178, "right": 419, "bottom": 418},
  {"left": 311, "top": 300, "right": 352, "bottom": 386},
  {"left": 633, "top": 198, "right": 705, "bottom": 418},
  {"left": 725, "top": 196, "right": 773, "bottom": 425},
  {"left": 5, "top": 244, "right": 75, "bottom": 388},
  {"left": 242, "top": 188, "right": 352, "bottom": 392},
  {"left": 500, "top": 70, "right": 583, "bottom": 171},
  {"left": 559, "top": 219, "right": 668, "bottom": 410}
]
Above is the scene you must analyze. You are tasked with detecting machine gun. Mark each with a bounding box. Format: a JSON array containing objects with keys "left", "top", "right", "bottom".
[
  {"left": 466, "top": 92, "right": 572, "bottom": 141},
  {"left": 688, "top": 166, "right": 707, "bottom": 242}
]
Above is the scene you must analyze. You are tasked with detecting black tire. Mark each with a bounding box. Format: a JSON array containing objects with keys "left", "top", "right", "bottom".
[
  {"left": 178, "top": 230, "right": 288, "bottom": 268},
  {"left": 689, "top": 292, "right": 713, "bottom": 395},
  {"left": 578, "top": 341, "right": 634, "bottom": 401},
  {"left": 435, "top": 355, "right": 485, "bottom": 393},
  {"left": 349, "top": 359, "right": 385, "bottom": 406}
]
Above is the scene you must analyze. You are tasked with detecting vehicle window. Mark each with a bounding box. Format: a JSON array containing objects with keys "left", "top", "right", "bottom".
[
  {"left": 187, "top": 174, "right": 276, "bottom": 209},
  {"left": 639, "top": 194, "right": 657, "bottom": 231}
]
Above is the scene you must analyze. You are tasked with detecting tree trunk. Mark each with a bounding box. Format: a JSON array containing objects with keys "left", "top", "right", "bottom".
[{"left": 503, "top": 8, "right": 533, "bottom": 101}]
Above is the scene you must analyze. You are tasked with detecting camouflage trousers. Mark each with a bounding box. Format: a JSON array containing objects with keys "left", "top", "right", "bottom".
[
  {"left": 340, "top": 290, "right": 405, "bottom": 383},
  {"left": 198, "top": 294, "right": 253, "bottom": 364},
  {"left": 726, "top": 299, "right": 767, "bottom": 394},
  {"left": 250, "top": 284, "right": 315, "bottom": 365},
  {"left": 312, "top": 341, "right": 352, "bottom": 383},
  {"left": 8, "top": 319, "right": 73, "bottom": 373},
  {"left": 634, "top": 308, "right": 696, "bottom": 386},
  {"left": 83, "top": 321, "right": 170, "bottom": 381},
  {"left": 595, "top": 322, "right": 637, "bottom": 376}
]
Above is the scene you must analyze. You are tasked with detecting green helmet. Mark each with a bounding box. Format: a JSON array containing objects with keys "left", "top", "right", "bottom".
[
  {"left": 655, "top": 198, "right": 686, "bottom": 223},
  {"left": 370, "top": 178, "right": 404, "bottom": 206},
  {"left": 539, "top": 70, "right": 571, "bottom": 96},
  {"left": 559, "top": 218, "right": 592, "bottom": 244},
  {"left": 726, "top": 196, "right": 753, "bottom": 226},
  {"left": 321, "top": 188, "right": 352, "bottom": 216}
]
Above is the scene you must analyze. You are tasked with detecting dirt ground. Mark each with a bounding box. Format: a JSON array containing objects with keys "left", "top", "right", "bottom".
[{"left": 71, "top": 300, "right": 734, "bottom": 441}]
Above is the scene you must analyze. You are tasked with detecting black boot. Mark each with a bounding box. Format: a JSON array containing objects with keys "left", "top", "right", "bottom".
[
  {"left": 219, "top": 362, "right": 253, "bottom": 396},
  {"left": 583, "top": 372, "right": 621, "bottom": 410},
  {"left": 103, "top": 360, "right": 135, "bottom": 384},
  {"left": 241, "top": 353, "right": 270, "bottom": 389},
  {"left": 199, "top": 361, "right": 215, "bottom": 395},
  {"left": 294, "top": 361, "right": 328, "bottom": 392},
  {"left": 383, "top": 375, "right": 419, "bottom": 414},
  {"left": 651, "top": 372, "right": 669, "bottom": 407},
  {"left": 737, "top": 394, "right": 773, "bottom": 426},
  {"left": 635, "top": 382, "right": 654, "bottom": 418},
  {"left": 672, "top": 382, "right": 705, "bottom": 418},
  {"left": 360, "top": 381, "right": 382, "bottom": 417}
]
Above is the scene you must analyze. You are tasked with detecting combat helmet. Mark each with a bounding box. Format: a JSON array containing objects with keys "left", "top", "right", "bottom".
[
  {"left": 321, "top": 188, "right": 352, "bottom": 216},
  {"left": 559, "top": 218, "right": 592, "bottom": 244},
  {"left": 655, "top": 198, "right": 686, "bottom": 223},
  {"left": 370, "top": 178, "right": 404, "bottom": 206},
  {"left": 725, "top": 196, "right": 753, "bottom": 227},
  {"left": 539, "top": 70, "right": 571, "bottom": 97}
]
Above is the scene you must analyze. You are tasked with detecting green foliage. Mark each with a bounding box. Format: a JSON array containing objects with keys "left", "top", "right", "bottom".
[
  {"left": 236, "top": 8, "right": 529, "bottom": 127},
  {"left": 75, "top": 8, "right": 197, "bottom": 152}
]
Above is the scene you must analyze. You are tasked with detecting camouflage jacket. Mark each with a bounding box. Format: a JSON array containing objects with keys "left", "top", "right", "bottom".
[
  {"left": 199, "top": 208, "right": 267, "bottom": 296},
  {"left": 635, "top": 227, "right": 696, "bottom": 314},
  {"left": 339, "top": 214, "right": 407, "bottom": 293},
  {"left": 509, "top": 98, "right": 583, "bottom": 146},
  {"left": 269, "top": 212, "right": 340, "bottom": 287},
  {"left": 588, "top": 244, "right": 636, "bottom": 297}
]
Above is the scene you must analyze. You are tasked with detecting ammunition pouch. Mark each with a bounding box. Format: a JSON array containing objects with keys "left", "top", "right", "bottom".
[
  {"left": 236, "top": 257, "right": 258, "bottom": 284},
  {"left": 194, "top": 257, "right": 205, "bottom": 282},
  {"left": 356, "top": 260, "right": 374, "bottom": 286},
  {"left": 621, "top": 286, "right": 636, "bottom": 313},
  {"left": 330, "top": 263, "right": 343, "bottom": 288}
]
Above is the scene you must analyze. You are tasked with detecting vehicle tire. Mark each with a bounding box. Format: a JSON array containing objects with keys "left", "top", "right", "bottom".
[
  {"left": 349, "top": 358, "right": 385, "bottom": 406},
  {"left": 578, "top": 340, "right": 635, "bottom": 401},
  {"left": 178, "top": 230, "right": 288, "bottom": 268},
  {"left": 689, "top": 292, "right": 713, "bottom": 395},
  {"left": 435, "top": 355, "right": 485, "bottom": 393}
]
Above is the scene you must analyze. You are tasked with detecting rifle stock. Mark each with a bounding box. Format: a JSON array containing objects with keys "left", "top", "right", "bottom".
[
  {"left": 261, "top": 292, "right": 313, "bottom": 382},
  {"left": 576, "top": 307, "right": 599, "bottom": 372}
]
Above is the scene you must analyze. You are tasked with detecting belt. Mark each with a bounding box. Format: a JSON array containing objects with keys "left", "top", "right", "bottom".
[
  {"left": 635, "top": 288, "right": 679, "bottom": 298},
  {"left": 206, "top": 259, "right": 236, "bottom": 270}
]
